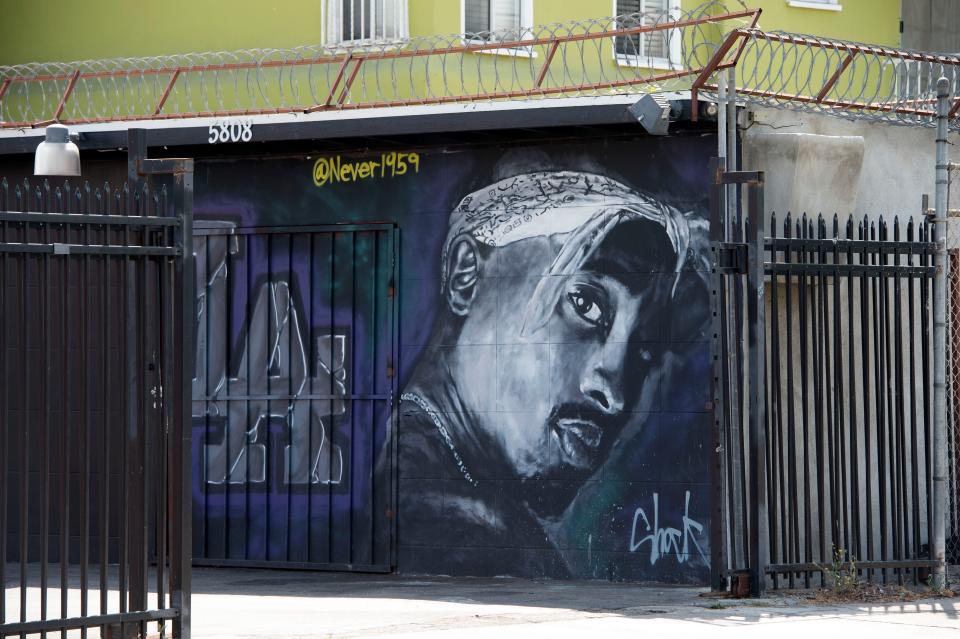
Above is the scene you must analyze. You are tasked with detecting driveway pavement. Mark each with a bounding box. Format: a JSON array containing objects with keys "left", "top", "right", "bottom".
[{"left": 190, "top": 568, "right": 960, "bottom": 639}]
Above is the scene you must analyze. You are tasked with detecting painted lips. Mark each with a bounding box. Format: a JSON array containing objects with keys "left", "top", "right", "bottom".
[{"left": 554, "top": 418, "right": 603, "bottom": 466}]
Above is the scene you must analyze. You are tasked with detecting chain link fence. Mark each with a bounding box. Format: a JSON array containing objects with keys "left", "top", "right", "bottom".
[{"left": 946, "top": 163, "right": 960, "bottom": 570}]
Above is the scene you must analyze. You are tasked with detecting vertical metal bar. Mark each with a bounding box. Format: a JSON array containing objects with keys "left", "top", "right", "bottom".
[
  {"left": 798, "top": 214, "right": 812, "bottom": 587},
  {"left": 126, "top": 130, "right": 148, "bottom": 620},
  {"left": 100, "top": 185, "right": 111, "bottom": 623},
  {"left": 307, "top": 232, "right": 316, "bottom": 562},
  {"left": 832, "top": 215, "right": 849, "bottom": 556},
  {"left": 139, "top": 210, "right": 152, "bottom": 621},
  {"left": 222, "top": 232, "right": 232, "bottom": 562},
  {"left": 821, "top": 214, "right": 838, "bottom": 561},
  {"left": 117, "top": 187, "right": 131, "bottom": 639},
  {"left": 203, "top": 234, "right": 212, "bottom": 560},
  {"left": 265, "top": 234, "right": 273, "bottom": 561},
  {"left": 159, "top": 201, "right": 171, "bottom": 622},
  {"left": 370, "top": 231, "right": 379, "bottom": 566},
  {"left": 860, "top": 217, "right": 874, "bottom": 580},
  {"left": 328, "top": 234, "right": 336, "bottom": 564},
  {"left": 0, "top": 179, "right": 7, "bottom": 627},
  {"left": 726, "top": 67, "right": 737, "bottom": 228},
  {"left": 80, "top": 186, "right": 91, "bottom": 639},
  {"left": 746, "top": 174, "right": 767, "bottom": 596},
  {"left": 138, "top": 200, "right": 151, "bottom": 639},
  {"left": 60, "top": 188, "right": 71, "bottom": 639},
  {"left": 160, "top": 225, "right": 175, "bottom": 639},
  {"left": 907, "top": 219, "right": 922, "bottom": 572},
  {"left": 894, "top": 219, "right": 908, "bottom": 578},
  {"left": 244, "top": 233, "right": 252, "bottom": 562},
  {"left": 350, "top": 231, "right": 357, "bottom": 564},
  {"left": 708, "top": 157, "right": 727, "bottom": 590},
  {"left": 882, "top": 218, "right": 898, "bottom": 580},
  {"left": 922, "top": 217, "right": 934, "bottom": 570},
  {"left": 846, "top": 217, "right": 862, "bottom": 566},
  {"left": 19, "top": 182, "right": 30, "bottom": 637},
  {"left": 812, "top": 215, "right": 826, "bottom": 583},
  {"left": 286, "top": 233, "right": 294, "bottom": 563},
  {"left": 769, "top": 213, "right": 783, "bottom": 589},
  {"left": 931, "top": 77, "right": 951, "bottom": 587},
  {"left": 41, "top": 182, "right": 51, "bottom": 639},
  {"left": 199, "top": 234, "right": 209, "bottom": 559},
  {"left": 173, "top": 160, "right": 195, "bottom": 639},
  {"left": 389, "top": 226, "right": 400, "bottom": 571},
  {"left": 784, "top": 213, "right": 799, "bottom": 586},
  {"left": 877, "top": 219, "right": 890, "bottom": 582},
  {"left": 732, "top": 195, "right": 748, "bottom": 577}
]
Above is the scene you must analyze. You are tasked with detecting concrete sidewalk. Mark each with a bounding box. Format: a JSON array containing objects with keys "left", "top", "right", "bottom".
[{"left": 191, "top": 568, "right": 960, "bottom": 639}]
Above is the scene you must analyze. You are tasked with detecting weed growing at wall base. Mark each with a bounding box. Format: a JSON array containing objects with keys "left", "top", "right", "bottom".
[{"left": 817, "top": 547, "right": 860, "bottom": 597}]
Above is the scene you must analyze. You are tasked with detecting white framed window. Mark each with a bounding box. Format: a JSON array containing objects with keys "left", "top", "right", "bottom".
[
  {"left": 322, "top": 0, "right": 409, "bottom": 47},
  {"left": 786, "top": 0, "right": 842, "bottom": 11},
  {"left": 613, "top": 0, "right": 682, "bottom": 70},
  {"left": 461, "top": 0, "right": 534, "bottom": 55}
]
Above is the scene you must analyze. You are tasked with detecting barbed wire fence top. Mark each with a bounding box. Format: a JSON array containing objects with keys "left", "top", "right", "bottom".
[
  {"left": 696, "top": 28, "right": 960, "bottom": 130},
  {"left": 0, "top": 1, "right": 758, "bottom": 127},
  {"left": 2, "top": 2, "right": 959, "bottom": 130}
]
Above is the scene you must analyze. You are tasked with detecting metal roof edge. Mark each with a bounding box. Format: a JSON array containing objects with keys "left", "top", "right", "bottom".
[{"left": 0, "top": 93, "right": 701, "bottom": 156}]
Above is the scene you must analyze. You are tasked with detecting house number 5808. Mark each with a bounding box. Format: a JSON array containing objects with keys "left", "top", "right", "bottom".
[{"left": 208, "top": 119, "right": 253, "bottom": 144}]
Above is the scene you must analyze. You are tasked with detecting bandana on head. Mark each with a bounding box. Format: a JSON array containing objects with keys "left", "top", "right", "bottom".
[{"left": 440, "top": 171, "right": 694, "bottom": 334}]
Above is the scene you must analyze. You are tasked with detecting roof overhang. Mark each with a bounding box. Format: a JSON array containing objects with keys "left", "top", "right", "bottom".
[{"left": 0, "top": 93, "right": 709, "bottom": 156}]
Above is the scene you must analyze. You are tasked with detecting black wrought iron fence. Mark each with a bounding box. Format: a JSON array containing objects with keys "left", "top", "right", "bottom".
[
  {"left": 0, "top": 166, "right": 193, "bottom": 638},
  {"left": 710, "top": 159, "right": 939, "bottom": 593}
]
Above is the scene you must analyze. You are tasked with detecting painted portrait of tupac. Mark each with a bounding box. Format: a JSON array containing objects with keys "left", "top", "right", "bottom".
[{"left": 391, "top": 170, "right": 709, "bottom": 577}]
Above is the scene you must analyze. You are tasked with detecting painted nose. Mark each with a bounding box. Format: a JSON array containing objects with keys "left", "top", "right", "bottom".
[{"left": 580, "top": 340, "right": 628, "bottom": 416}]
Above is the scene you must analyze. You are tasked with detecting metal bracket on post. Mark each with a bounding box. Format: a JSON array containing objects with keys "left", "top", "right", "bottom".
[{"left": 716, "top": 242, "right": 748, "bottom": 274}]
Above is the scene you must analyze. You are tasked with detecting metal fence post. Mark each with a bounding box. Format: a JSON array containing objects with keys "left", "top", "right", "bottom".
[
  {"left": 709, "top": 156, "right": 728, "bottom": 591},
  {"left": 137, "top": 140, "right": 194, "bottom": 638},
  {"left": 126, "top": 128, "right": 149, "bottom": 629},
  {"left": 933, "top": 77, "right": 951, "bottom": 588},
  {"left": 745, "top": 173, "right": 767, "bottom": 595},
  {"left": 173, "top": 161, "right": 194, "bottom": 639}
]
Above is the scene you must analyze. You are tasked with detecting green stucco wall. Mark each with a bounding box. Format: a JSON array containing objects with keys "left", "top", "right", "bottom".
[
  {"left": 0, "top": 1, "right": 901, "bottom": 126},
  {"left": 0, "top": 1, "right": 901, "bottom": 66}
]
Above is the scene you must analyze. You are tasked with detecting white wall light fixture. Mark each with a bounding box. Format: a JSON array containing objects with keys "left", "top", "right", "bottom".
[{"left": 34, "top": 124, "right": 81, "bottom": 176}]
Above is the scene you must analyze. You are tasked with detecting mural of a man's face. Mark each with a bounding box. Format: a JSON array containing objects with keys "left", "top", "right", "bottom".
[{"left": 443, "top": 218, "right": 677, "bottom": 480}]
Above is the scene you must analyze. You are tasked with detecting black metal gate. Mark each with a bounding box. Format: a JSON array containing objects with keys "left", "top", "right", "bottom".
[
  {"left": 191, "top": 223, "right": 398, "bottom": 572},
  {"left": 709, "top": 158, "right": 940, "bottom": 594},
  {"left": 0, "top": 153, "right": 193, "bottom": 635}
]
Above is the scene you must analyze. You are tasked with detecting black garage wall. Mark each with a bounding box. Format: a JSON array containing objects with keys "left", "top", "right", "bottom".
[{"left": 191, "top": 131, "right": 715, "bottom": 582}]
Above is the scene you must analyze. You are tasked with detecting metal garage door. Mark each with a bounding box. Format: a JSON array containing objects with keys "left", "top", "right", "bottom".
[{"left": 191, "top": 222, "right": 398, "bottom": 571}]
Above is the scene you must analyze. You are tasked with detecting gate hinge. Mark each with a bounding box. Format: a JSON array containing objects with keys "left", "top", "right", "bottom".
[{"left": 714, "top": 242, "right": 748, "bottom": 275}]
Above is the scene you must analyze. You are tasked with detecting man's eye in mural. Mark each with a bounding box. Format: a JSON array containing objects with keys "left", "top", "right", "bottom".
[{"left": 564, "top": 283, "right": 611, "bottom": 331}]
